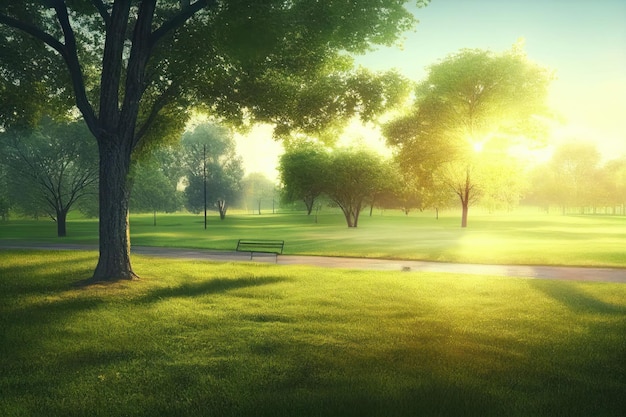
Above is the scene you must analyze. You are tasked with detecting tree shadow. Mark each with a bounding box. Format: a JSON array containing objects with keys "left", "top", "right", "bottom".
[
  {"left": 138, "top": 276, "right": 288, "bottom": 304},
  {"left": 529, "top": 280, "right": 626, "bottom": 315},
  {"left": 0, "top": 250, "right": 97, "bottom": 297}
]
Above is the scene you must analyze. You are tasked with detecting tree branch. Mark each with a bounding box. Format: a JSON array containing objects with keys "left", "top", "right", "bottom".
[
  {"left": 91, "top": 0, "right": 111, "bottom": 27},
  {"left": 0, "top": 12, "right": 65, "bottom": 55},
  {"left": 50, "top": 3, "right": 99, "bottom": 134},
  {"left": 149, "top": 0, "right": 213, "bottom": 47},
  {"left": 98, "top": 0, "right": 131, "bottom": 129},
  {"left": 119, "top": 0, "right": 156, "bottom": 143},
  {"left": 0, "top": 7, "right": 99, "bottom": 133},
  {"left": 134, "top": 84, "right": 178, "bottom": 148}
]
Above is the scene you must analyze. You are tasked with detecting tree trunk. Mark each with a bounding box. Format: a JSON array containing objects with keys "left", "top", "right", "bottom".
[
  {"left": 340, "top": 205, "right": 360, "bottom": 228},
  {"left": 218, "top": 200, "right": 227, "bottom": 220},
  {"left": 341, "top": 207, "right": 355, "bottom": 227},
  {"left": 56, "top": 209, "right": 68, "bottom": 237},
  {"left": 461, "top": 202, "right": 469, "bottom": 228},
  {"left": 91, "top": 140, "right": 137, "bottom": 282},
  {"left": 304, "top": 197, "right": 314, "bottom": 215},
  {"left": 460, "top": 177, "right": 470, "bottom": 228},
  {"left": 344, "top": 213, "right": 354, "bottom": 227},
  {"left": 153, "top": 210, "right": 157, "bottom": 226}
]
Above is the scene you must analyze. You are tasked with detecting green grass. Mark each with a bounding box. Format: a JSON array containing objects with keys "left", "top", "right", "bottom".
[
  {"left": 1, "top": 250, "right": 625, "bottom": 417},
  {"left": 1, "top": 209, "right": 625, "bottom": 267}
]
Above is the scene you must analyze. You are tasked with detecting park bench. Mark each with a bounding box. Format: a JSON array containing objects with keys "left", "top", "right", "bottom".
[{"left": 236, "top": 239, "right": 284, "bottom": 263}]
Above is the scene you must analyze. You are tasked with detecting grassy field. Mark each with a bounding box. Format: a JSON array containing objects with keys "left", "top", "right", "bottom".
[
  {"left": 1, "top": 250, "right": 625, "bottom": 417},
  {"left": 1, "top": 209, "right": 625, "bottom": 267}
]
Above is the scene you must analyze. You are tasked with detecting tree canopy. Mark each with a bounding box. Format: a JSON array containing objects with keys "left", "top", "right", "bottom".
[
  {"left": 385, "top": 43, "right": 553, "bottom": 227},
  {"left": 0, "top": 0, "right": 428, "bottom": 281},
  {"left": 527, "top": 140, "right": 625, "bottom": 214},
  {"left": 181, "top": 123, "right": 243, "bottom": 219},
  {"left": 241, "top": 172, "right": 276, "bottom": 215},
  {"left": 278, "top": 141, "right": 394, "bottom": 227},
  {"left": 278, "top": 140, "right": 329, "bottom": 215},
  {"left": 130, "top": 147, "right": 183, "bottom": 223}
]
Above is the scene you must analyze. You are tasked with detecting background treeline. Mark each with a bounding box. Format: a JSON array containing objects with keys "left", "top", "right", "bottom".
[
  {"left": 2, "top": 120, "right": 625, "bottom": 233},
  {"left": 525, "top": 141, "right": 626, "bottom": 215},
  {"left": 0, "top": 120, "right": 279, "bottom": 232}
]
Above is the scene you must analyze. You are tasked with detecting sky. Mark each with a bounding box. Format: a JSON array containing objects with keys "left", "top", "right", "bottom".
[{"left": 236, "top": 0, "right": 626, "bottom": 179}]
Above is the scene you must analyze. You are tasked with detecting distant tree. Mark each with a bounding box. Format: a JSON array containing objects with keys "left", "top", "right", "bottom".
[
  {"left": 278, "top": 141, "right": 329, "bottom": 215},
  {"left": 529, "top": 140, "right": 603, "bottom": 213},
  {"left": 130, "top": 154, "right": 182, "bottom": 225},
  {"left": 392, "top": 177, "right": 427, "bottom": 215},
  {"left": 0, "top": 118, "right": 98, "bottom": 236},
  {"left": 323, "top": 148, "right": 389, "bottom": 227},
  {"left": 181, "top": 123, "right": 243, "bottom": 219},
  {"left": 473, "top": 157, "right": 528, "bottom": 213},
  {"left": 556, "top": 141, "right": 601, "bottom": 211},
  {"left": 603, "top": 157, "right": 626, "bottom": 214},
  {"left": 366, "top": 159, "right": 403, "bottom": 216},
  {"left": 0, "top": 162, "right": 10, "bottom": 221},
  {"left": 385, "top": 43, "right": 553, "bottom": 227},
  {"left": 241, "top": 173, "right": 276, "bottom": 215}
]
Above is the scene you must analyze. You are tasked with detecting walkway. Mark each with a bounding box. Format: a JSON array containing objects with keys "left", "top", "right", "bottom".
[{"left": 1, "top": 242, "right": 625, "bottom": 283}]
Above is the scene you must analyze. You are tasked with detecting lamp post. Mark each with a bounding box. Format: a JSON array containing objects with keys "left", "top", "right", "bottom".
[{"left": 203, "top": 144, "right": 207, "bottom": 230}]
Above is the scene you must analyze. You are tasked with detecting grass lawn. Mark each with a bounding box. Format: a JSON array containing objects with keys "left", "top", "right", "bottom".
[
  {"left": 1, "top": 250, "right": 625, "bottom": 417},
  {"left": 1, "top": 209, "right": 625, "bottom": 267}
]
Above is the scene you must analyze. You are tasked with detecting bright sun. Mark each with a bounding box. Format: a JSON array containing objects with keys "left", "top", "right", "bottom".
[{"left": 472, "top": 141, "right": 485, "bottom": 153}]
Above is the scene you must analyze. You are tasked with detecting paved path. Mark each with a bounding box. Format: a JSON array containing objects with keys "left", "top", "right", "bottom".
[{"left": 1, "top": 242, "right": 625, "bottom": 283}]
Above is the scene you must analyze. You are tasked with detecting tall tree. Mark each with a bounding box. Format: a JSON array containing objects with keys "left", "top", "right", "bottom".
[
  {"left": 0, "top": 118, "right": 98, "bottom": 236},
  {"left": 0, "top": 1, "right": 427, "bottom": 281},
  {"left": 385, "top": 43, "right": 553, "bottom": 227}
]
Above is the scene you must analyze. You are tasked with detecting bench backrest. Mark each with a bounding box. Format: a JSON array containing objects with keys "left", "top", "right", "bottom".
[{"left": 236, "top": 239, "right": 285, "bottom": 254}]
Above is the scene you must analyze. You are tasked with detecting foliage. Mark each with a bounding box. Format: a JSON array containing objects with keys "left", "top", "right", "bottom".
[
  {"left": 0, "top": 162, "right": 10, "bottom": 220},
  {"left": 0, "top": 15, "right": 71, "bottom": 129},
  {"left": 0, "top": 0, "right": 426, "bottom": 281},
  {"left": 181, "top": 123, "right": 243, "bottom": 218},
  {"left": 241, "top": 172, "right": 276, "bottom": 215},
  {"left": 130, "top": 150, "right": 183, "bottom": 222},
  {"left": 323, "top": 148, "right": 391, "bottom": 227},
  {"left": 0, "top": 118, "right": 98, "bottom": 236},
  {"left": 603, "top": 156, "right": 626, "bottom": 210},
  {"left": 528, "top": 141, "right": 626, "bottom": 213},
  {"left": 278, "top": 140, "right": 329, "bottom": 215},
  {"left": 385, "top": 43, "right": 554, "bottom": 227},
  {"left": 365, "top": 159, "right": 405, "bottom": 213}
]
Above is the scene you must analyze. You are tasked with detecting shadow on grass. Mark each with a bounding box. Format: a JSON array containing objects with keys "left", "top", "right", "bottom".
[
  {"left": 138, "top": 276, "right": 289, "bottom": 303},
  {"left": 526, "top": 280, "right": 626, "bottom": 416},
  {"left": 530, "top": 280, "right": 626, "bottom": 314},
  {"left": 0, "top": 250, "right": 97, "bottom": 297}
]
